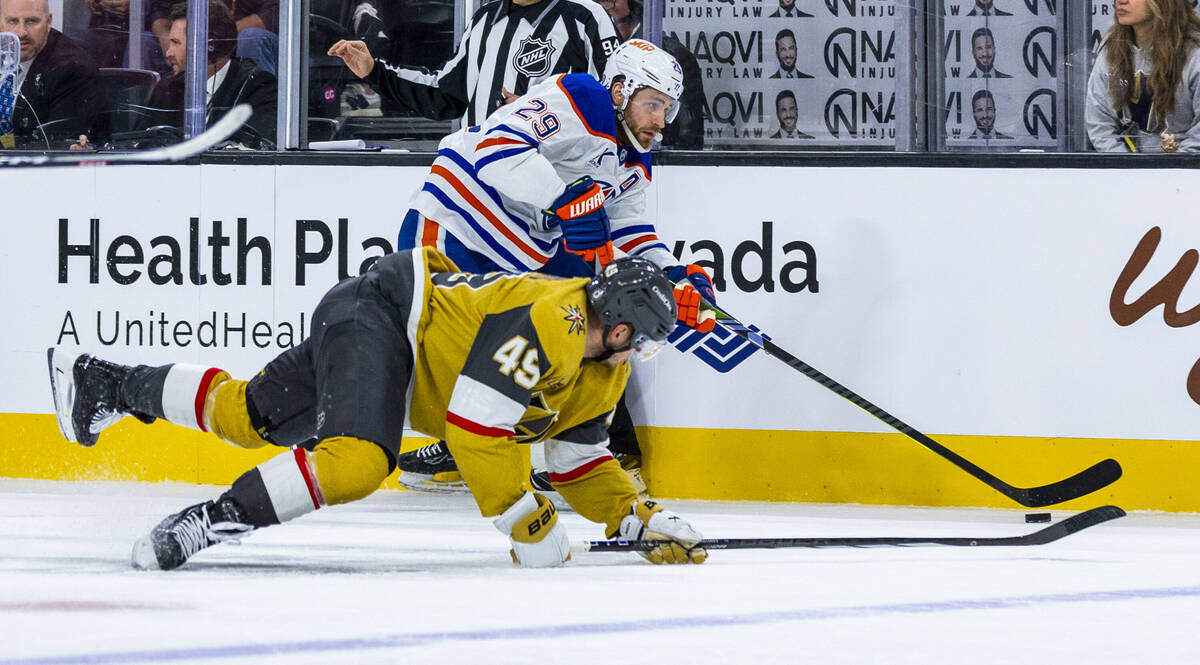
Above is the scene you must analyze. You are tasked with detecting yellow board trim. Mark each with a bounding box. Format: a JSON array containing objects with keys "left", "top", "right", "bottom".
[
  {"left": 4, "top": 413, "right": 1198, "bottom": 512},
  {"left": 2, "top": 414, "right": 430, "bottom": 491},
  {"left": 638, "top": 426, "right": 1199, "bottom": 512}
]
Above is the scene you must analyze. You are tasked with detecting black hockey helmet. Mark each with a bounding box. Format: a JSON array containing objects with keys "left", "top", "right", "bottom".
[{"left": 587, "top": 257, "right": 677, "bottom": 359}]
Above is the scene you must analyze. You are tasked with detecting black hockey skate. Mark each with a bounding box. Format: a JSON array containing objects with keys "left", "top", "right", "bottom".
[
  {"left": 46, "top": 348, "right": 153, "bottom": 447},
  {"left": 131, "top": 498, "right": 253, "bottom": 570},
  {"left": 396, "top": 441, "right": 467, "bottom": 492},
  {"left": 529, "top": 468, "right": 554, "bottom": 492}
]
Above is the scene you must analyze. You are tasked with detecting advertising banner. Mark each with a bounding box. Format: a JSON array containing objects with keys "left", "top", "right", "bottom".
[
  {"left": 942, "top": 0, "right": 1057, "bottom": 149},
  {"left": 2, "top": 163, "right": 1199, "bottom": 446},
  {"left": 663, "top": 0, "right": 898, "bottom": 147}
]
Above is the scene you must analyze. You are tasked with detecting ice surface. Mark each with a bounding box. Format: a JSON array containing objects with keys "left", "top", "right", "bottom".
[{"left": 2, "top": 479, "right": 1199, "bottom": 664}]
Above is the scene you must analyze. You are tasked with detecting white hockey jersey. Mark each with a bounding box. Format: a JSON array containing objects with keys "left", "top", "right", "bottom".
[{"left": 407, "top": 73, "right": 675, "bottom": 273}]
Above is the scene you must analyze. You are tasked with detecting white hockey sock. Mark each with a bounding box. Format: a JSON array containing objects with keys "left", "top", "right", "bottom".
[
  {"left": 256, "top": 448, "right": 326, "bottom": 522},
  {"left": 160, "top": 364, "right": 226, "bottom": 431}
]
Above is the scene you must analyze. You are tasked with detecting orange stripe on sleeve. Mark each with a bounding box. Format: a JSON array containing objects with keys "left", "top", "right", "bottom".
[
  {"left": 476, "top": 137, "right": 532, "bottom": 151},
  {"left": 429, "top": 164, "right": 548, "bottom": 264}
]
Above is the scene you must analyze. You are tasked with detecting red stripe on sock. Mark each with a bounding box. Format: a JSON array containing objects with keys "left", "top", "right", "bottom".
[
  {"left": 193, "top": 368, "right": 224, "bottom": 432},
  {"left": 293, "top": 447, "right": 325, "bottom": 509},
  {"left": 446, "top": 411, "right": 514, "bottom": 438},
  {"left": 548, "top": 455, "right": 613, "bottom": 483}
]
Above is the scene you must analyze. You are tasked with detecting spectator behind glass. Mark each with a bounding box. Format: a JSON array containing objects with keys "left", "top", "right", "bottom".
[
  {"left": 149, "top": 0, "right": 278, "bottom": 75},
  {"left": 597, "top": 0, "right": 706, "bottom": 149},
  {"left": 140, "top": 0, "right": 277, "bottom": 148},
  {"left": 80, "top": 0, "right": 168, "bottom": 72},
  {"left": 0, "top": 0, "right": 100, "bottom": 148},
  {"left": 1087, "top": 0, "right": 1200, "bottom": 152},
  {"left": 308, "top": 0, "right": 389, "bottom": 124}
]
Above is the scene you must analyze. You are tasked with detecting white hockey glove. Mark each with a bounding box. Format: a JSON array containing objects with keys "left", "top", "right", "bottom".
[
  {"left": 494, "top": 492, "right": 571, "bottom": 568},
  {"left": 616, "top": 499, "right": 707, "bottom": 565}
]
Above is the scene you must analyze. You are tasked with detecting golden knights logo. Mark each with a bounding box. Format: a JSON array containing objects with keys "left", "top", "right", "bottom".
[
  {"left": 561, "top": 304, "right": 585, "bottom": 335},
  {"left": 513, "top": 36, "right": 556, "bottom": 77},
  {"left": 515, "top": 392, "right": 558, "bottom": 442}
]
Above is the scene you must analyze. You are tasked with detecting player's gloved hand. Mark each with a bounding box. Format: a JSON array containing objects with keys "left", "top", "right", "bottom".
[
  {"left": 614, "top": 499, "right": 707, "bottom": 565},
  {"left": 494, "top": 491, "right": 571, "bottom": 568},
  {"left": 543, "top": 177, "right": 614, "bottom": 266},
  {"left": 665, "top": 264, "right": 717, "bottom": 305},
  {"left": 667, "top": 264, "right": 716, "bottom": 332}
]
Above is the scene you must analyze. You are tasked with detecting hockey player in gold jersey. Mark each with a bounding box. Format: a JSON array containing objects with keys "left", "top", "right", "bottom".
[{"left": 47, "top": 248, "right": 706, "bottom": 570}]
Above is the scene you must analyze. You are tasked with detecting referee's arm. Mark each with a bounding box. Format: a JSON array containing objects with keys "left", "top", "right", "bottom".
[
  {"left": 364, "top": 38, "right": 473, "bottom": 121},
  {"left": 329, "top": 37, "right": 472, "bottom": 121}
]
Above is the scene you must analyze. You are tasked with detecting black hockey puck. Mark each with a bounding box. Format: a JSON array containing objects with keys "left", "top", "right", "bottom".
[{"left": 1025, "top": 512, "right": 1051, "bottom": 523}]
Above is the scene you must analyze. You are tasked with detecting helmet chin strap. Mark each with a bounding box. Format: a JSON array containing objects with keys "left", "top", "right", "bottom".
[{"left": 617, "top": 108, "right": 657, "bottom": 154}]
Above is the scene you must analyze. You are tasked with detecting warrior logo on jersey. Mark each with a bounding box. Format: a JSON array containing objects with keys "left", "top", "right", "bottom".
[
  {"left": 561, "top": 305, "right": 585, "bottom": 335},
  {"left": 513, "top": 37, "right": 556, "bottom": 77}
]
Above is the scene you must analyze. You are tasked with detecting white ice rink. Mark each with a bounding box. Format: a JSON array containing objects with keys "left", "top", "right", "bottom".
[{"left": 3, "top": 479, "right": 1199, "bottom": 664}]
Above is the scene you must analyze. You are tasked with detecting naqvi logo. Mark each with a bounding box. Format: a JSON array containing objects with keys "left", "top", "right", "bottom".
[{"left": 668, "top": 322, "right": 765, "bottom": 372}]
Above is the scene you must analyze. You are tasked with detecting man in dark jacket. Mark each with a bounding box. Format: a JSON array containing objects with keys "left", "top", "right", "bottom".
[
  {"left": 1, "top": 0, "right": 100, "bottom": 148},
  {"left": 143, "top": 0, "right": 276, "bottom": 148}
]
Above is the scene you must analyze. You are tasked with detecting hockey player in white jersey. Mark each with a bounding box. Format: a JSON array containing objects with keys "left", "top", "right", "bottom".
[{"left": 394, "top": 39, "right": 718, "bottom": 491}]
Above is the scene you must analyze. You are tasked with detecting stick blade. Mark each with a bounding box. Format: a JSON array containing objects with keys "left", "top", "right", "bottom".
[
  {"left": 1019, "top": 505, "right": 1126, "bottom": 545},
  {"left": 1011, "top": 458, "right": 1123, "bottom": 507}
]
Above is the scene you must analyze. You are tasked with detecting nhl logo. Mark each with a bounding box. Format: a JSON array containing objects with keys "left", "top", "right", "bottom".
[{"left": 513, "top": 36, "right": 555, "bottom": 77}]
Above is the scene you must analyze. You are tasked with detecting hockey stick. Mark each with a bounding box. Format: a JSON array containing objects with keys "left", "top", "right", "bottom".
[
  {"left": 0, "top": 103, "right": 252, "bottom": 168},
  {"left": 689, "top": 301, "right": 1122, "bottom": 507},
  {"left": 571, "top": 505, "right": 1125, "bottom": 553}
]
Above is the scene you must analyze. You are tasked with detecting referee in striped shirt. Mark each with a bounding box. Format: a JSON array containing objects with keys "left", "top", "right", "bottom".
[{"left": 328, "top": 0, "right": 620, "bottom": 125}]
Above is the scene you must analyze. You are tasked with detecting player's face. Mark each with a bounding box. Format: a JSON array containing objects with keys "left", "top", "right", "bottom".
[
  {"left": 777, "top": 96, "right": 798, "bottom": 132},
  {"left": 972, "top": 35, "right": 995, "bottom": 69},
  {"left": 1, "top": 0, "right": 52, "bottom": 62},
  {"left": 165, "top": 19, "right": 187, "bottom": 75},
  {"left": 776, "top": 35, "right": 797, "bottom": 69},
  {"left": 623, "top": 87, "right": 674, "bottom": 149},
  {"left": 1115, "top": 0, "right": 1153, "bottom": 27},
  {"left": 973, "top": 97, "right": 995, "bottom": 130},
  {"left": 779, "top": 0, "right": 796, "bottom": 10}
]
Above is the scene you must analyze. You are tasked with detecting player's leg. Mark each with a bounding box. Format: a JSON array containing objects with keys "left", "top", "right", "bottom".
[
  {"left": 132, "top": 274, "right": 413, "bottom": 570},
  {"left": 47, "top": 347, "right": 266, "bottom": 449}
]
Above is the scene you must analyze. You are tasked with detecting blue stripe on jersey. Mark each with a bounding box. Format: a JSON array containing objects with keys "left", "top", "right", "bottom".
[
  {"left": 488, "top": 123, "right": 539, "bottom": 146},
  {"left": 631, "top": 241, "right": 670, "bottom": 255},
  {"left": 611, "top": 224, "right": 657, "bottom": 241},
  {"left": 421, "top": 182, "right": 529, "bottom": 270},
  {"left": 622, "top": 146, "right": 653, "bottom": 179},
  {"left": 438, "top": 149, "right": 559, "bottom": 254},
  {"left": 476, "top": 146, "right": 535, "bottom": 170},
  {"left": 559, "top": 73, "right": 617, "bottom": 140}
]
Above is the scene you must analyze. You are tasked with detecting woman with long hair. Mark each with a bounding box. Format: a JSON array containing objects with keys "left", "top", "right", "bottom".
[{"left": 1086, "top": 0, "right": 1200, "bottom": 152}]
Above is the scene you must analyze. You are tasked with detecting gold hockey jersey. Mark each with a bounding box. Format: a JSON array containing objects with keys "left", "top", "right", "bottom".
[{"left": 389, "top": 247, "right": 640, "bottom": 524}]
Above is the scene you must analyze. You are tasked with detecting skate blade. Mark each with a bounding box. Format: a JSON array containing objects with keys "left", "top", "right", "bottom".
[
  {"left": 46, "top": 348, "right": 79, "bottom": 443},
  {"left": 397, "top": 471, "right": 469, "bottom": 493},
  {"left": 130, "top": 535, "right": 161, "bottom": 570}
]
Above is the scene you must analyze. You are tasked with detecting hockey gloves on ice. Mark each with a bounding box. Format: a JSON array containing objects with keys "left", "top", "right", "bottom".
[
  {"left": 544, "top": 176, "right": 614, "bottom": 267},
  {"left": 666, "top": 264, "right": 716, "bottom": 333},
  {"left": 615, "top": 499, "right": 707, "bottom": 565},
  {"left": 494, "top": 491, "right": 571, "bottom": 567}
]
